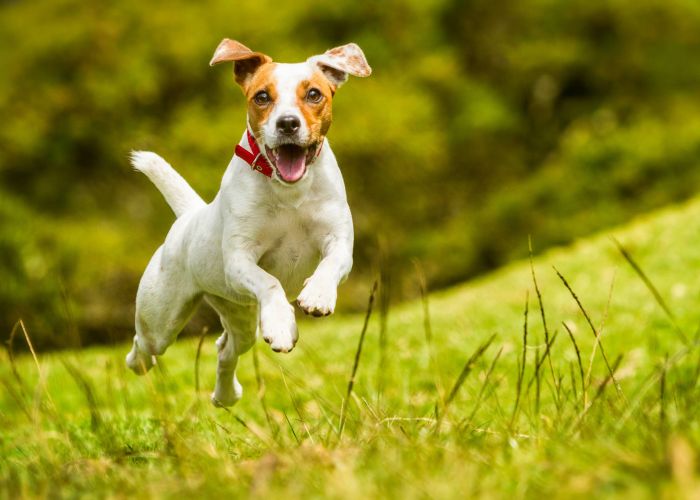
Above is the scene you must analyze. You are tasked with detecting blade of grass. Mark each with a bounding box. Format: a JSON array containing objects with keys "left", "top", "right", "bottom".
[
  {"left": 554, "top": 267, "right": 625, "bottom": 402},
  {"left": 615, "top": 338, "right": 700, "bottom": 433},
  {"left": 526, "top": 331, "right": 559, "bottom": 392},
  {"left": 17, "top": 320, "right": 58, "bottom": 418},
  {"left": 562, "top": 322, "right": 586, "bottom": 408},
  {"left": 463, "top": 347, "right": 503, "bottom": 430},
  {"left": 659, "top": 353, "right": 668, "bottom": 436},
  {"left": 436, "top": 333, "right": 497, "bottom": 432},
  {"left": 612, "top": 237, "right": 688, "bottom": 345},
  {"left": 61, "top": 360, "right": 103, "bottom": 432},
  {"left": 510, "top": 291, "right": 529, "bottom": 428},
  {"left": 535, "top": 346, "right": 541, "bottom": 417},
  {"left": 568, "top": 354, "right": 624, "bottom": 434},
  {"left": 377, "top": 249, "right": 391, "bottom": 404},
  {"left": 283, "top": 411, "right": 301, "bottom": 445},
  {"left": 6, "top": 320, "right": 27, "bottom": 391},
  {"left": 413, "top": 260, "right": 444, "bottom": 409},
  {"left": 280, "top": 366, "right": 312, "bottom": 444},
  {"left": 338, "top": 280, "right": 378, "bottom": 438},
  {"left": 529, "top": 238, "right": 558, "bottom": 400},
  {"left": 253, "top": 343, "right": 277, "bottom": 438}
]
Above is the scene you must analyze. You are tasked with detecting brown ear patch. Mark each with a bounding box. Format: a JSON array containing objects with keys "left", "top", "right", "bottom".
[{"left": 210, "top": 39, "right": 272, "bottom": 86}]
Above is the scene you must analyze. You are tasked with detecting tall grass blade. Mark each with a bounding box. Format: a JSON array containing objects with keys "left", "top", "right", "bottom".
[
  {"left": 510, "top": 291, "right": 529, "bottom": 428},
  {"left": 554, "top": 267, "right": 625, "bottom": 401},
  {"left": 529, "top": 238, "right": 558, "bottom": 397},
  {"left": 612, "top": 238, "right": 688, "bottom": 345},
  {"left": 253, "top": 343, "right": 276, "bottom": 437},
  {"left": 414, "top": 260, "right": 444, "bottom": 406},
  {"left": 562, "top": 321, "right": 586, "bottom": 408},
  {"left": 338, "top": 280, "right": 378, "bottom": 438},
  {"left": 6, "top": 320, "right": 27, "bottom": 391},
  {"left": 377, "top": 249, "right": 391, "bottom": 403},
  {"left": 464, "top": 346, "right": 503, "bottom": 430},
  {"left": 436, "top": 333, "right": 497, "bottom": 432},
  {"left": 280, "top": 367, "right": 312, "bottom": 443},
  {"left": 526, "top": 331, "right": 559, "bottom": 392}
]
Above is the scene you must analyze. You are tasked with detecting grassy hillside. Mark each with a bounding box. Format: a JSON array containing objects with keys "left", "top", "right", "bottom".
[
  {"left": 3, "top": 196, "right": 700, "bottom": 498},
  {"left": 6, "top": 0, "right": 700, "bottom": 347}
]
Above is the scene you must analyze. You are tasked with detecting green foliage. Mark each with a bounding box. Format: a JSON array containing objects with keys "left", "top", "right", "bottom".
[
  {"left": 3, "top": 0, "right": 700, "bottom": 346},
  {"left": 4, "top": 195, "right": 700, "bottom": 496}
]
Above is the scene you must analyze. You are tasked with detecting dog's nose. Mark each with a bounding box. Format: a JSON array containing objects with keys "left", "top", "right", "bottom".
[{"left": 277, "top": 115, "right": 301, "bottom": 135}]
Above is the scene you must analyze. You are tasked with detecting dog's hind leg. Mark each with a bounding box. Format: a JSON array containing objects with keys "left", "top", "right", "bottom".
[
  {"left": 207, "top": 298, "right": 257, "bottom": 407},
  {"left": 126, "top": 246, "right": 202, "bottom": 375},
  {"left": 210, "top": 331, "right": 242, "bottom": 406}
]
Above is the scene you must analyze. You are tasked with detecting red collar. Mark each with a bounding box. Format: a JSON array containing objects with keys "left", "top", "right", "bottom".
[
  {"left": 234, "top": 129, "right": 274, "bottom": 178},
  {"left": 234, "top": 129, "right": 324, "bottom": 179}
]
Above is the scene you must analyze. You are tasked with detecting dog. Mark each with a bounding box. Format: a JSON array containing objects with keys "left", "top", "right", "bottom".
[{"left": 125, "top": 39, "right": 371, "bottom": 407}]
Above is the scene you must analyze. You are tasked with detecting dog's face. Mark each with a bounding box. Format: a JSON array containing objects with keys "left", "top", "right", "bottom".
[{"left": 210, "top": 40, "right": 371, "bottom": 184}]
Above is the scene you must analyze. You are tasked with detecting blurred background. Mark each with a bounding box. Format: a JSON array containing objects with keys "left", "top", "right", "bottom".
[{"left": 3, "top": 0, "right": 700, "bottom": 349}]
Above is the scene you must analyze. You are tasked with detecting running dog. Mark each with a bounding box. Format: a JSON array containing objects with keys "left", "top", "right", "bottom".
[{"left": 126, "top": 39, "right": 371, "bottom": 406}]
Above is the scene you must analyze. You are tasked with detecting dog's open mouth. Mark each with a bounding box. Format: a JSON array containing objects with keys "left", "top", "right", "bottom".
[{"left": 265, "top": 144, "right": 319, "bottom": 183}]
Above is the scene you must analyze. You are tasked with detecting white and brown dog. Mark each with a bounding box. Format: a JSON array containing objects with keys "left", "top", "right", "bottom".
[{"left": 126, "top": 39, "right": 371, "bottom": 406}]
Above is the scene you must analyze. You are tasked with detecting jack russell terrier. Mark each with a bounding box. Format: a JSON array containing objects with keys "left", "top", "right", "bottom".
[{"left": 125, "top": 39, "right": 371, "bottom": 407}]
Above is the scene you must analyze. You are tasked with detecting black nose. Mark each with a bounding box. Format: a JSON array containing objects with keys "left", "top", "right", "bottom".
[{"left": 277, "top": 115, "right": 301, "bottom": 135}]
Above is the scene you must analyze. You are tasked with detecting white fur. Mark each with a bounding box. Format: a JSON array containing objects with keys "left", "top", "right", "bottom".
[
  {"left": 126, "top": 60, "right": 355, "bottom": 408},
  {"left": 261, "top": 64, "right": 315, "bottom": 144},
  {"left": 130, "top": 151, "right": 206, "bottom": 217}
]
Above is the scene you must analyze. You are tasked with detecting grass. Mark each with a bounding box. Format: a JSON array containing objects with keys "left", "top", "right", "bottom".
[{"left": 4, "top": 197, "right": 700, "bottom": 498}]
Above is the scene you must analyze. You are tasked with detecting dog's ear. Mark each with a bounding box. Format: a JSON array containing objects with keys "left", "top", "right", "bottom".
[
  {"left": 210, "top": 39, "right": 272, "bottom": 86},
  {"left": 307, "top": 43, "right": 371, "bottom": 89}
]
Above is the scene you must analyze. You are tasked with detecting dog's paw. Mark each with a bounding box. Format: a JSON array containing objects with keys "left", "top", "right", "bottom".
[
  {"left": 125, "top": 340, "right": 156, "bottom": 375},
  {"left": 211, "top": 377, "right": 243, "bottom": 408},
  {"left": 297, "top": 277, "right": 337, "bottom": 317},
  {"left": 260, "top": 298, "right": 298, "bottom": 353}
]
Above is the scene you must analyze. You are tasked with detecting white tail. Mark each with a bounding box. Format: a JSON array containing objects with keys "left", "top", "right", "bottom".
[{"left": 130, "top": 151, "right": 206, "bottom": 218}]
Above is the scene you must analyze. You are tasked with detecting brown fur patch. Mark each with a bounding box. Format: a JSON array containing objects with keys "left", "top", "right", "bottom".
[
  {"left": 244, "top": 63, "right": 278, "bottom": 138},
  {"left": 327, "top": 46, "right": 346, "bottom": 57},
  {"left": 210, "top": 39, "right": 273, "bottom": 86},
  {"left": 296, "top": 72, "right": 334, "bottom": 144}
]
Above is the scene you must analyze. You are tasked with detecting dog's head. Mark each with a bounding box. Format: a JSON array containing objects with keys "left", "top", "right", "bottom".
[{"left": 210, "top": 39, "right": 371, "bottom": 184}]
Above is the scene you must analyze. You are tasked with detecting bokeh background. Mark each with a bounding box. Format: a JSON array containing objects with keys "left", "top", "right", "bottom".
[{"left": 3, "top": 0, "right": 700, "bottom": 349}]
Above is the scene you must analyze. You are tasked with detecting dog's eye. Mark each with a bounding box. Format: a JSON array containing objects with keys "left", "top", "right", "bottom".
[
  {"left": 253, "top": 91, "right": 271, "bottom": 106},
  {"left": 306, "top": 88, "right": 323, "bottom": 103}
]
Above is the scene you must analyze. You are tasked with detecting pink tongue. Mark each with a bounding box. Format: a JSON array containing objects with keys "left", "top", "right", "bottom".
[{"left": 276, "top": 145, "right": 306, "bottom": 183}]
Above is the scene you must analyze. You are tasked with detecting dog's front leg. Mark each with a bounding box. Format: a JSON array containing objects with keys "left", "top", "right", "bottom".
[
  {"left": 297, "top": 233, "right": 353, "bottom": 317},
  {"left": 225, "top": 252, "right": 298, "bottom": 353}
]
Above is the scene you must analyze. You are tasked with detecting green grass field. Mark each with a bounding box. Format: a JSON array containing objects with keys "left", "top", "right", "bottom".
[{"left": 3, "top": 197, "right": 700, "bottom": 498}]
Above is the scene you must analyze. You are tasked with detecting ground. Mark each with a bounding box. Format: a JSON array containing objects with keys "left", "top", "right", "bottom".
[{"left": 3, "top": 197, "right": 700, "bottom": 498}]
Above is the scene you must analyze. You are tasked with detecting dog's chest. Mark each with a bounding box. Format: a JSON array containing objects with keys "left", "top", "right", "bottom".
[{"left": 255, "top": 207, "right": 321, "bottom": 297}]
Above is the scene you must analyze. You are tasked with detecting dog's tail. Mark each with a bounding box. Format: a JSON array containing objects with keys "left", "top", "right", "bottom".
[{"left": 130, "top": 151, "right": 206, "bottom": 218}]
